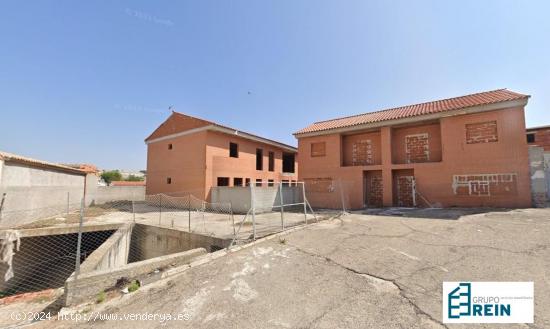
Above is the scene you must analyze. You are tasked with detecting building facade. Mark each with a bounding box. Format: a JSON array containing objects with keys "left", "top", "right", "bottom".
[
  {"left": 527, "top": 125, "right": 550, "bottom": 206},
  {"left": 527, "top": 125, "right": 550, "bottom": 151},
  {"left": 145, "top": 112, "right": 298, "bottom": 200},
  {"left": 294, "top": 89, "right": 532, "bottom": 209}
]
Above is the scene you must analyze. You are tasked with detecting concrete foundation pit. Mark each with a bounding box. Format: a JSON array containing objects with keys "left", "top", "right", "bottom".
[{"left": 0, "top": 222, "right": 231, "bottom": 306}]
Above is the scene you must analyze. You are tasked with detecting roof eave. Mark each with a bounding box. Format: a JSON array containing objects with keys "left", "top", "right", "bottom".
[
  {"left": 145, "top": 125, "right": 297, "bottom": 153},
  {"left": 209, "top": 126, "right": 297, "bottom": 152},
  {"left": 1, "top": 157, "right": 88, "bottom": 176},
  {"left": 294, "top": 98, "right": 529, "bottom": 138},
  {"left": 526, "top": 124, "right": 550, "bottom": 132}
]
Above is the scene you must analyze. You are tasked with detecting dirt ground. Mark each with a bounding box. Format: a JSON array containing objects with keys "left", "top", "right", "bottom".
[{"left": 25, "top": 207, "right": 548, "bottom": 329}]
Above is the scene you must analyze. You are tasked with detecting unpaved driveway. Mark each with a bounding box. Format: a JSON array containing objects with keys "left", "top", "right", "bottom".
[{"left": 46, "top": 208, "right": 550, "bottom": 328}]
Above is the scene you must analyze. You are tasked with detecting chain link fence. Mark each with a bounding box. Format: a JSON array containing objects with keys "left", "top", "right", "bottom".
[
  {"left": 303, "top": 178, "right": 354, "bottom": 212},
  {"left": 0, "top": 190, "right": 82, "bottom": 229},
  {"left": 0, "top": 192, "right": 234, "bottom": 326},
  {"left": 227, "top": 181, "right": 348, "bottom": 246},
  {"left": 0, "top": 182, "right": 348, "bottom": 325}
]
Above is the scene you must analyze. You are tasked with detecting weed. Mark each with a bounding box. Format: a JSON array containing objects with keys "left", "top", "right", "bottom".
[
  {"left": 127, "top": 280, "right": 140, "bottom": 293},
  {"left": 96, "top": 291, "right": 106, "bottom": 303}
]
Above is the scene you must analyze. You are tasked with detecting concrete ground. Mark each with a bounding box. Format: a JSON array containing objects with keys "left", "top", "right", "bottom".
[
  {"left": 31, "top": 208, "right": 550, "bottom": 328},
  {"left": 81, "top": 207, "right": 321, "bottom": 240},
  {"left": 17, "top": 204, "right": 323, "bottom": 240}
]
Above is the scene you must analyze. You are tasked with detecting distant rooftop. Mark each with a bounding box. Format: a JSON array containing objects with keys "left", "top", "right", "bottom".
[
  {"left": 63, "top": 163, "right": 99, "bottom": 174},
  {"left": 0, "top": 151, "right": 87, "bottom": 175}
]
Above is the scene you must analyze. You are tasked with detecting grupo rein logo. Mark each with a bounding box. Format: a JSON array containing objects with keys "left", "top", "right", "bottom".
[{"left": 442, "top": 282, "right": 533, "bottom": 323}]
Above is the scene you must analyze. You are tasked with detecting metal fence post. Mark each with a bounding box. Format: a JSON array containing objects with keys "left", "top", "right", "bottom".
[
  {"left": 279, "top": 182, "right": 285, "bottom": 230},
  {"left": 301, "top": 182, "right": 308, "bottom": 224},
  {"left": 251, "top": 183, "right": 256, "bottom": 240},
  {"left": 202, "top": 201, "right": 206, "bottom": 232},
  {"left": 132, "top": 200, "right": 135, "bottom": 222},
  {"left": 339, "top": 179, "right": 347, "bottom": 214},
  {"left": 230, "top": 202, "right": 236, "bottom": 236},
  {"left": 74, "top": 198, "right": 84, "bottom": 278},
  {"left": 159, "top": 194, "right": 162, "bottom": 226},
  {"left": 188, "top": 194, "right": 191, "bottom": 232},
  {"left": 0, "top": 193, "right": 6, "bottom": 221},
  {"left": 66, "top": 192, "right": 70, "bottom": 218},
  {"left": 411, "top": 177, "right": 417, "bottom": 207}
]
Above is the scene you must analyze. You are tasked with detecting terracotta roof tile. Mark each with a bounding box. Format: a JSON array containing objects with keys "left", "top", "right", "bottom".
[
  {"left": 294, "top": 89, "right": 529, "bottom": 135},
  {"left": 146, "top": 111, "right": 297, "bottom": 152},
  {"left": 0, "top": 151, "right": 87, "bottom": 175}
]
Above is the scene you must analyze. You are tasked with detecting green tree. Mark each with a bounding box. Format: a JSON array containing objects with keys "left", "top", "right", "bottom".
[
  {"left": 126, "top": 174, "right": 144, "bottom": 182},
  {"left": 101, "top": 170, "right": 122, "bottom": 185}
]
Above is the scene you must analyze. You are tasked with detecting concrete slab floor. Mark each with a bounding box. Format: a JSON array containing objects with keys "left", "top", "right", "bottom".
[
  {"left": 76, "top": 209, "right": 322, "bottom": 240},
  {"left": 31, "top": 208, "right": 550, "bottom": 328}
]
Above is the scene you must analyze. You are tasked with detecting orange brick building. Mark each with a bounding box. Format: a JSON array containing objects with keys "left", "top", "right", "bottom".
[
  {"left": 145, "top": 111, "right": 297, "bottom": 200},
  {"left": 294, "top": 89, "right": 532, "bottom": 209},
  {"left": 527, "top": 125, "right": 550, "bottom": 151}
]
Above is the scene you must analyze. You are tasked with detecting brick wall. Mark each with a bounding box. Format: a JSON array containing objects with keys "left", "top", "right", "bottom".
[
  {"left": 367, "top": 175, "right": 383, "bottom": 207},
  {"left": 391, "top": 123, "right": 441, "bottom": 164},
  {"left": 342, "top": 131, "right": 382, "bottom": 166},
  {"left": 352, "top": 139, "right": 373, "bottom": 165},
  {"left": 396, "top": 176, "right": 414, "bottom": 207},
  {"left": 466, "top": 121, "right": 498, "bottom": 144},
  {"left": 527, "top": 128, "right": 550, "bottom": 151},
  {"left": 452, "top": 174, "right": 518, "bottom": 196},
  {"left": 298, "top": 107, "right": 532, "bottom": 209},
  {"left": 405, "top": 134, "right": 429, "bottom": 163}
]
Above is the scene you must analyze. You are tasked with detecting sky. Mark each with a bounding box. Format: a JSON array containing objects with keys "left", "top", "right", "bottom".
[{"left": 1, "top": 1, "right": 549, "bottom": 170}]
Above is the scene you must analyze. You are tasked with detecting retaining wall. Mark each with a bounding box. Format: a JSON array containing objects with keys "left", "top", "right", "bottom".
[
  {"left": 129, "top": 225, "right": 230, "bottom": 260},
  {"left": 78, "top": 223, "right": 134, "bottom": 273},
  {"left": 64, "top": 248, "right": 206, "bottom": 306}
]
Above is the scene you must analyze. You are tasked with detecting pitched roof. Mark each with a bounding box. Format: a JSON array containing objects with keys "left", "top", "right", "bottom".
[
  {"left": 0, "top": 151, "right": 87, "bottom": 175},
  {"left": 526, "top": 124, "right": 550, "bottom": 132},
  {"left": 145, "top": 112, "right": 213, "bottom": 142},
  {"left": 294, "top": 89, "right": 529, "bottom": 136},
  {"left": 145, "top": 111, "right": 297, "bottom": 152},
  {"left": 63, "top": 163, "right": 99, "bottom": 174}
]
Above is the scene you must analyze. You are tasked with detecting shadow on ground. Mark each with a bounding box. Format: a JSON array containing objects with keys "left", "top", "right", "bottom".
[{"left": 356, "top": 207, "right": 515, "bottom": 220}]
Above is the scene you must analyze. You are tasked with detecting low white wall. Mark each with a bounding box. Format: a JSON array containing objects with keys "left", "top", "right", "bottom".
[
  {"left": 211, "top": 186, "right": 303, "bottom": 214},
  {"left": 0, "top": 161, "right": 146, "bottom": 227},
  {"left": 211, "top": 186, "right": 251, "bottom": 213},
  {"left": 88, "top": 186, "right": 146, "bottom": 205},
  {"left": 0, "top": 163, "right": 86, "bottom": 228}
]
